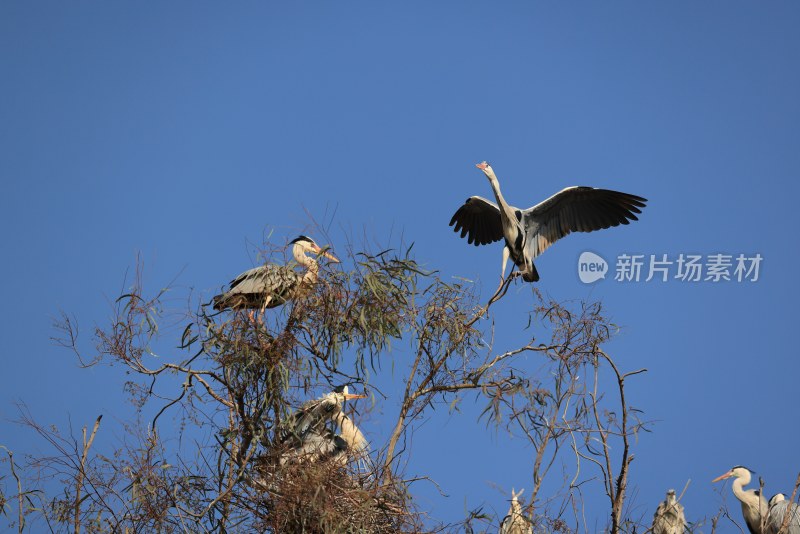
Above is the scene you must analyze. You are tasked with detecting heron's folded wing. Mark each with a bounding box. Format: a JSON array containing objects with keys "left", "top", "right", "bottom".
[
  {"left": 768, "top": 500, "right": 800, "bottom": 534},
  {"left": 228, "top": 264, "right": 274, "bottom": 290},
  {"left": 230, "top": 264, "right": 300, "bottom": 296}
]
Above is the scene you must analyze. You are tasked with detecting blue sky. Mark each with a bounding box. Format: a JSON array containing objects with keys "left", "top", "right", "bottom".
[{"left": 1, "top": 2, "right": 799, "bottom": 530}]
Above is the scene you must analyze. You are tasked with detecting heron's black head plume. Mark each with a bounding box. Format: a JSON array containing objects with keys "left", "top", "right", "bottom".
[
  {"left": 290, "top": 235, "right": 315, "bottom": 245},
  {"left": 732, "top": 465, "right": 756, "bottom": 473}
]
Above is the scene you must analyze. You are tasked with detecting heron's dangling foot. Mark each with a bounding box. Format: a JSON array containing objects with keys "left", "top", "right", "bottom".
[
  {"left": 500, "top": 246, "right": 510, "bottom": 282},
  {"left": 257, "top": 300, "right": 271, "bottom": 325},
  {"left": 504, "top": 271, "right": 522, "bottom": 285}
]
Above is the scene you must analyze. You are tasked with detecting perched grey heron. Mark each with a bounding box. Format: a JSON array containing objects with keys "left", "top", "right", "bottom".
[
  {"left": 651, "top": 489, "right": 686, "bottom": 534},
  {"left": 449, "top": 162, "right": 647, "bottom": 282},
  {"left": 713, "top": 466, "right": 769, "bottom": 534},
  {"left": 280, "top": 385, "right": 369, "bottom": 466},
  {"left": 213, "top": 235, "right": 339, "bottom": 313},
  {"left": 767, "top": 493, "right": 800, "bottom": 534},
  {"left": 499, "top": 488, "right": 531, "bottom": 534}
]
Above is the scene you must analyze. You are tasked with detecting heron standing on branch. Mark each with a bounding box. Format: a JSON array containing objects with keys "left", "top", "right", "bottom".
[
  {"left": 280, "top": 385, "right": 369, "bottom": 467},
  {"left": 449, "top": 162, "right": 647, "bottom": 282},
  {"left": 713, "top": 466, "right": 768, "bottom": 533},
  {"left": 213, "top": 235, "right": 339, "bottom": 316},
  {"left": 651, "top": 489, "right": 686, "bottom": 534}
]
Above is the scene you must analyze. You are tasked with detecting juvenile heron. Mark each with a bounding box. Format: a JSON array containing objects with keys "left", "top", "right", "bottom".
[
  {"left": 652, "top": 489, "right": 686, "bottom": 534},
  {"left": 500, "top": 488, "right": 531, "bottom": 534},
  {"left": 280, "top": 385, "right": 369, "bottom": 466}
]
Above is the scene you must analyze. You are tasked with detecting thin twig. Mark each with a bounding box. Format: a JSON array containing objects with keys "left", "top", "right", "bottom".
[
  {"left": 5, "top": 449, "right": 24, "bottom": 533},
  {"left": 74, "top": 415, "right": 102, "bottom": 534}
]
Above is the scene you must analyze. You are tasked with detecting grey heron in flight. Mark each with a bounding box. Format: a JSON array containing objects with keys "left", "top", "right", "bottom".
[
  {"left": 767, "top": 493, "right": 800, "bottom": 534},
  {"left": 651, "top": 489, "right": 686, "bottom": 534},
  {"left": 499, "top": 488, "right": 531, "bottom": 534},
  {"left": 280, "top": 385, "right": 369, "bottom": 467},
  {"left": 713, "top": 466, "right": 769, "bottom": 534},
  {"left": 213, "top": 235, "right": 339, "bottom": 314},
  {"left": 449, "top": 162, "right": 647, "bottom": 282}
]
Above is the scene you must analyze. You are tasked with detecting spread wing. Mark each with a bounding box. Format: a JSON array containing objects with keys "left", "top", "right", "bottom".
[
  {"left": 285, "top": 398, "right": 336, "bottom": 441},
  {"left": 279, "top": 398, "right": 349, "bottom": 464},
  {"left": 448, "top": 196, "right": 504, "bottom": 246},
  {"left": 522, "top": 187, "right": 647, "bottom": 258}
]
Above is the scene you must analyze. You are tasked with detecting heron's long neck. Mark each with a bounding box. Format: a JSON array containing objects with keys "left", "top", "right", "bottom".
[
  {"left": 732, "top": 475, "right": 753, "bottom": 502},
  {"left": 333, "top": 411, "right": 367, "bottom": 452},
  {"left": 733, "top": 476, "right": 766, "bottom": 521},
  {"left": 293, "top": 246, "right": 320, "bottom": 283},
  {"left": 486, "top": 172, "right": 520, "bottom": 229}
]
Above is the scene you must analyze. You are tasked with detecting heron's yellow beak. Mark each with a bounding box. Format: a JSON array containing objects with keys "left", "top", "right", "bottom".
[
  {"left": 343, "top": 393, "right": 367, "bottom": 400},
  {"left": 712, "top": 471, "right": 733, "bottom": 483},
  {"left": 313, "top": 245, "right": 340, "bottom": 263},
  {"left": 322, "top": 251, "right": 340, "bottom": 263}
]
